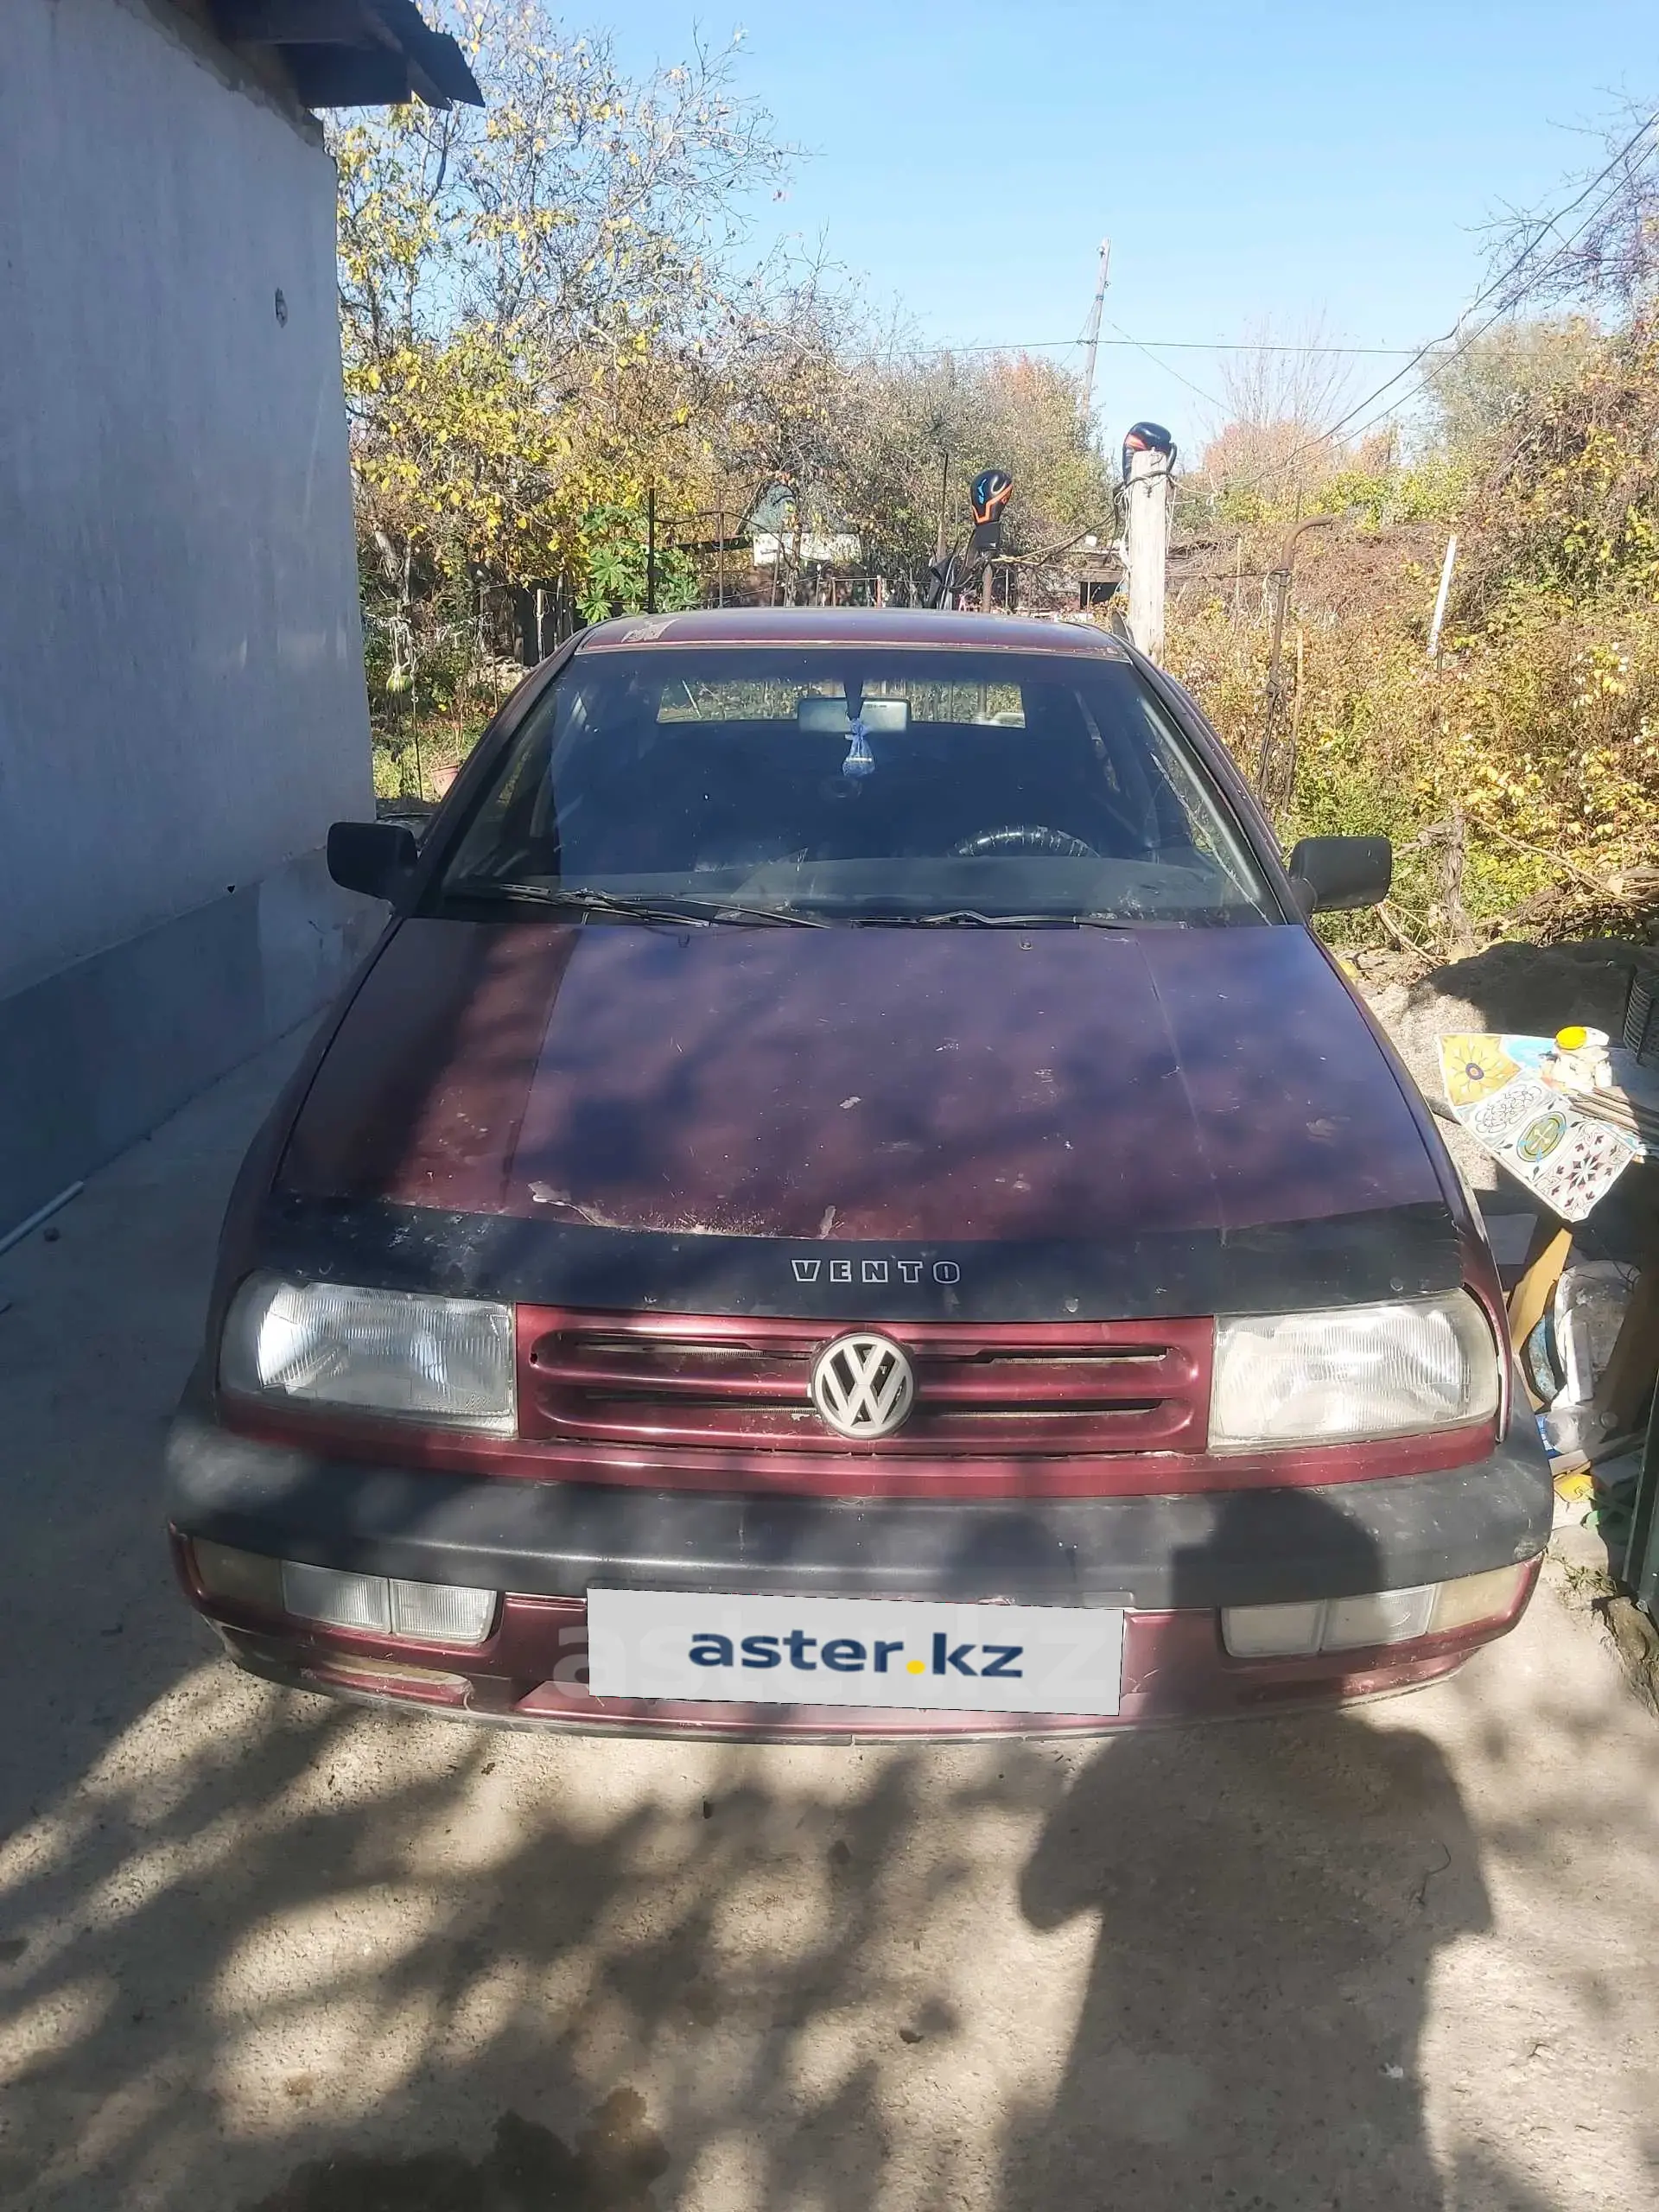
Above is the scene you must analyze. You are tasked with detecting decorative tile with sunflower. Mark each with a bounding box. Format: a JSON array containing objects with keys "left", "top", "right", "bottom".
[{"left": 1440, "top": 1033, "right": 1520, "bottom": 1108}]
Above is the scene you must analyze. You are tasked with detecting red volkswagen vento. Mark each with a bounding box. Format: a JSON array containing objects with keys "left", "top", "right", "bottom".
[{"left": 167, "top": 609, "right": 1550, "bottom": 1736}]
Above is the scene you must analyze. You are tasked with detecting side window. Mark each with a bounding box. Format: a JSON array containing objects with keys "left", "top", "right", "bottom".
[
  {"left": 1124, "top": 691, "right": 1263, "bottom": 899},
  {"left": 445, "top": 725, "right": 550, "bottom": 880}
]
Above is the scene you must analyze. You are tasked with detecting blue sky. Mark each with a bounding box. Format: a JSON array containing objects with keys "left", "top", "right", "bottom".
[{"left": 603, "top": 0, "right": 1656, "bottom": 455}]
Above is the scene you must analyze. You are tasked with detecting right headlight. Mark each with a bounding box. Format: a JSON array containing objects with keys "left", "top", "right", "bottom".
[
  {"left": 1210, "top": 1290, "right": 1500, "bottom": 1451},
  {"left": 219, "top": 1274, "right": 516, "bottom": 1433}
]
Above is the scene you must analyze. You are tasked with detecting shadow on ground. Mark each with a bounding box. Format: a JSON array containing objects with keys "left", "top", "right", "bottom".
[{"left": 4, "top": 1634, "right": 1620, "bottom": 2210}]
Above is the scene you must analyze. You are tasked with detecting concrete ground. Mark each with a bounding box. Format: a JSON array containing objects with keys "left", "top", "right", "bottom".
[{"left": 3, "top": 1033, "right": 1659, "bottom": 2212}]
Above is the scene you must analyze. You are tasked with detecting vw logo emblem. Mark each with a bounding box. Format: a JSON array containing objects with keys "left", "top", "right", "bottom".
[{"left": 810, "top": 1332, "right": 915, "bottom": 1440}]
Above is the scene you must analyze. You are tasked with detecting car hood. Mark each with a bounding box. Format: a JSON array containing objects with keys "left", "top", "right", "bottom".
[{"left": 280, "top": 917, "right": 1445, "bottom": 1244}]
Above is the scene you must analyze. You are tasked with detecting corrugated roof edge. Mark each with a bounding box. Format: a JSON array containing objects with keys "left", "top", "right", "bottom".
[
  {"left": 208, "top": 0, "right": 484, "bottom": 109},
  {"left": 576, "top": 609, "right": 1129, "bottom": 657}
]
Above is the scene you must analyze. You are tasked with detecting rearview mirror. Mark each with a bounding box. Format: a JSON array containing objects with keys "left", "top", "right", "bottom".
[
  {"left": 797, "top": 697, "right": 911, "bottom": 734},
  {"left": 327, "top": 820, "right": 419, "bottom": 901},
  {"left": 1285, "top": 835, "right": 1392, "bottom": 915}
]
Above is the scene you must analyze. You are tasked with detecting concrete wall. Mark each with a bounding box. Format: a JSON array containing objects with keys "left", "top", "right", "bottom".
[
  {"left": 0, "top": 0, "right": 378, "bottom": 1227},
  {"left": 0, "top": 852, "right": 384, "bottom": 1233}
]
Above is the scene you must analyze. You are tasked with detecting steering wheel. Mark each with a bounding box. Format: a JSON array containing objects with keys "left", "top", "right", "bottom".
[{"left": 951, "top": 825, "right": 1099, "bottom": 859}]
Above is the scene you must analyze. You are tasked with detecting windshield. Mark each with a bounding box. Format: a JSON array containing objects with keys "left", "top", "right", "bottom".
[{"left": 436, "top": 646, "right": 1275, "bottom": 926}]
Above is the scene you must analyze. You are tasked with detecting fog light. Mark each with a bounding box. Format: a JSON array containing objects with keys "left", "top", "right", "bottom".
[
  {"left": 389, "top": 1579, "right": 496, "bottom": 1643},
  {"left": 1428, "top": 1561, "right": 1532, "bottom": 1632},
  {"left": 1224, "top": 1563, "right": 1532, "bottom": 1661},
  {"left": 282, "top": 1561, "right": 391, "bottom": 1633},
  {"left": 1221, "top": 1600, "right": 1324, "bottom": 1658},
  {"left": 192, "top": 1539, "right": 284, "bottom": 1611},
  {"left": 279, "top": 1564, "right": 497, "bottom": 1645},
  {"left": 1324, "top": 1586, "right": 1436, "bottom": 1651}
]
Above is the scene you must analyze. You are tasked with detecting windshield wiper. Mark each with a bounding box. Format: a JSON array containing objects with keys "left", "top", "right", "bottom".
[
  {"left": 442, "top": 880, "right": 828, "bottom": 927},
  {"left": 852, "top": 909, "right": 1135, "bottom": 930},
  {"left": 444, "top": 883, "right": 1141, "bottom": 931}
]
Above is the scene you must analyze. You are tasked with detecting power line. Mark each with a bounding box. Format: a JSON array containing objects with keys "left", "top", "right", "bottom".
[
  {"left": 1102, "top": 317, "right": 1225, "bottom": 410},
  {"left": 1331, "top": 141, "right": 1653, "bottom": 452},
  {"left": 847, "top": 108, "right": 1656, "bottom": 486},
  {"left": 1224, "top": 107, "right": 1659, "bottom": 494},
  {"left": 902, "top": 335, "right": 1421, "bottom": 359}
]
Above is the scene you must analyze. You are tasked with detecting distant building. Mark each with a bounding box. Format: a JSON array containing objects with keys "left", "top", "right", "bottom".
[
  {"left": 752, "top": 530, "right": 864, "bottom": 569},
  {"left": 0, "top": 0, "right": 479, "bottom": 1233},
  {"left": 748, "top": 487, "right": 861, "bottom": 571}
]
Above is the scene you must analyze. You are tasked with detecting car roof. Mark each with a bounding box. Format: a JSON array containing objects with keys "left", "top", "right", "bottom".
[{"left": 574, "top": 606, "right": 1130, "bottom": 659}]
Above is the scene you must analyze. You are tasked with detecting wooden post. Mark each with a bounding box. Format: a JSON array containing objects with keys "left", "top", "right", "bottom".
[
  {"left": 645, "top": 487, "right": 657, "bottom": 614},
  {"left": 1124, "top": 445, "right": 1169, "bottom": 662},
  {"left": 1441, "top": 805, "right": 1475, "bottom": 959},
  {"left": 1255, "top": 567, "right": 1293, "bottom": 803},
  {"left": 512, "top": 583, "right": 537, "bottom": 667},
  {"left": 716, "top": 508, "right": 726, "bottom": 608},
  {"left": 1427, "top": 532, "right": 1459, "bottom": 660},
  {"left": 1255, "top": 515, "right": 1334, "bottom": 812},
  {"left": 1288, "top": 624, "right": 1306, "bottom": 776}
]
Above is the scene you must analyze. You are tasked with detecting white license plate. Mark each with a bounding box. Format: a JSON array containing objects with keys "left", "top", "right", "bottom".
[{"left": 585, "top": 1589, "right": 1125, "bottom": 1715}]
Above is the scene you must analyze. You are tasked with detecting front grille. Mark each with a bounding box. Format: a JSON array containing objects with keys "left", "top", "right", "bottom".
[{"left": 519, "top": 1311, "right": 1211, "bottom": 1455}]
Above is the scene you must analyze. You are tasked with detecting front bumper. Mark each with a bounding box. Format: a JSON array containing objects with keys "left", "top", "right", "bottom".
[{"left": 165, "top": 1394, "right": 1552, "bottom": 1736}]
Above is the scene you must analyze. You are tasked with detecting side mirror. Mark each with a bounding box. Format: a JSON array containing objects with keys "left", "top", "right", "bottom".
[
  {"left": 1285, "top": 835, "right": 1392, "bottom": 916},
  {"left": 327, "top": 820, "right": 419, "bottom": 901}
]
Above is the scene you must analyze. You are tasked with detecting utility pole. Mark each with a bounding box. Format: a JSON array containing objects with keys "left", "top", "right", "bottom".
[
  {"left": 1123, "top": 441, "right": 1170, "bottom": 662},
  {"left": 1077, "top": 238, "right": 1111, "bottom": 428},
  {"left": 645, "top": 486, "right": 657, "bottom": 614}
]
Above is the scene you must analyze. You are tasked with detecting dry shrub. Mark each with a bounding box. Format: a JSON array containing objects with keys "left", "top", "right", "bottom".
[{"left": 1166, "top": 555, "right": 1659, "bottom": 957}]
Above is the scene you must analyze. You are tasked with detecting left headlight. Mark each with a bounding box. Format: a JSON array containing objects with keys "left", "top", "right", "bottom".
[
  {"left": 1211, "top": 1290, "right": 1500, "bottom": 1451},
  {"left": 219, "top": 1274, "right": 516, "bottom": 1433}
]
